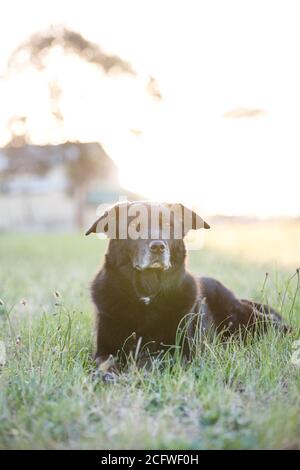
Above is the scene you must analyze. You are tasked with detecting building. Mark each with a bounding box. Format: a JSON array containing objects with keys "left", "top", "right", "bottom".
[{"left": 0, "top": 142, "right": 141, "bottom": 231}]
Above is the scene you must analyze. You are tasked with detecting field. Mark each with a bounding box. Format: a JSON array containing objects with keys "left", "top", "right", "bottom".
[{"left": 0, "top": 221, "right": 300, "bottom": 450}]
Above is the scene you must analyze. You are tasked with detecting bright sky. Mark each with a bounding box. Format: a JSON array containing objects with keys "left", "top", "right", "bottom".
[{"left": 0, "top": 0, "right": 300, "bottom": 217}]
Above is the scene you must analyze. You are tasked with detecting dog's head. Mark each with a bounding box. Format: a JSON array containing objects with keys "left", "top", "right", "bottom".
[{"left": 86, "top": 201, "right": 209, "bottom": 275}]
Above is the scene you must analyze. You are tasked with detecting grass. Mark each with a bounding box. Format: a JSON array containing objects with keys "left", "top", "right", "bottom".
[{"left": 0, "top": 221, "right": 300, "bottom": 449}]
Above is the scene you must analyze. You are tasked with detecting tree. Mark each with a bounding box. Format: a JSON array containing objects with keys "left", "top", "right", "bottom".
[
  {"left": 4, "top": 26, "right": 162, "bottom": 228},
  {"left": 7, "top": 26, "right": 135, "bottom": 75},
  {"left": 4, "top": 27, "right": 136, "bottom": 228}
]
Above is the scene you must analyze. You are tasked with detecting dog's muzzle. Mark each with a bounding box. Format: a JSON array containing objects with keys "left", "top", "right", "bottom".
[{"left": 133, "top": 240, "right": 171, "bottom": 271}]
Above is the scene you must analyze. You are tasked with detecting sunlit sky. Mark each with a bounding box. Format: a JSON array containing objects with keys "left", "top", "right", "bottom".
[{"left": 0, "top": 0, "right": 300, "bottom": 217}]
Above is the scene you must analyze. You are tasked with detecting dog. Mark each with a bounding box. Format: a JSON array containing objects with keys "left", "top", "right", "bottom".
[{"left": 86, "top": 201, "right": 288, "bottom": 376}]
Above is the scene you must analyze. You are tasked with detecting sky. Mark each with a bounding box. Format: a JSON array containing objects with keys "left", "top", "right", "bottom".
[{"left": 0, "top": 0, "right": 300, "bottom": 217}]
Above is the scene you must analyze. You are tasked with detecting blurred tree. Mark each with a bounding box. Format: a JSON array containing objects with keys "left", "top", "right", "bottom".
[
  {"left": 64, "top": 143, "right": 119, "bottom": 229},
  {"left": 7, "top": 26, "right": 136, "bottom": 75},
  {"left": 4, "top": 26, "right": 162, "bottom": 228},
  {"left": 4, "top": 26, "right": 138, "bottom": 229},
  {"left": 146, "top": 76, "right": 162, "bottom": 101},
  {"left": 48, "top": 80, "right": 64, "bottom": 123},
  {"left": 7, "top": 116, "right": 29, "bottom": 147}
]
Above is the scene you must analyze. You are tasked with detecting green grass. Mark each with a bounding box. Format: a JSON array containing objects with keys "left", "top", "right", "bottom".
[{"left": 0, "top": 224, "right": 300, "bottom": 449}]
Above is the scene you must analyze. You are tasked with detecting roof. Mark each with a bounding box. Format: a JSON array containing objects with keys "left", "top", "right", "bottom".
[{"left": 0, "top": 141, "right": 118, "bottom": 176}]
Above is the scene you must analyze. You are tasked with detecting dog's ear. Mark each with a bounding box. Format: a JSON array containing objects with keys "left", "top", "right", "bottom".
[
  {"left": 85, "top": 201, "right": 130, "bottom": 237},
  {"left": 85, "top": 211, "right": 109, "bottom": 236},
  {"left": 165, "top": 203, "right": 210, "bottom": 236},
  {"left": 180, "top": 204, "right": 210, "bottom": 231}
]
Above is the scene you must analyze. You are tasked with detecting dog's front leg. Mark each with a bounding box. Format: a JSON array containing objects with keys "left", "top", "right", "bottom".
[
  {"left": 93, "top": 312, "right": 122, "bottom": 382},
  {"left": 93, "top": 353, "right": 118, "bottom": 383}
]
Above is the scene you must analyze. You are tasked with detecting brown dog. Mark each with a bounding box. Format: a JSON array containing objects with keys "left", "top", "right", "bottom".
[{"left": 86, "top": 201, "right": 288, "bottom": 377}]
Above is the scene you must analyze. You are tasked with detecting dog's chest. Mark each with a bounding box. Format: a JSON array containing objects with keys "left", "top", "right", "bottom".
[{"left": 123, "top": 296, "right": 187, "bottom": 345}]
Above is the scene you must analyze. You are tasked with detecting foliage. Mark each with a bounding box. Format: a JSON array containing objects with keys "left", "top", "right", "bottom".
[{"left": 0, "top": 224, "right": 299, "bottom": 449}]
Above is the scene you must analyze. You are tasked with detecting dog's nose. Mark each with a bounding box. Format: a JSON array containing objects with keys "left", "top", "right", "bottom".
[{"left": 149, "top": 240, "right": 166, "bottom": 254}]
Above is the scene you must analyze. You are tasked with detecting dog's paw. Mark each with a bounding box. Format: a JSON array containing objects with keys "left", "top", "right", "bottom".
[
  {"left": 91, "top": 367, "right": 117, "bottom": 384},
  {"left": 102, "top": 371, "right": 117, "bottom": 384},
  {"left": 92, "top": 354, "right": 118, "bottom": 384}
]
